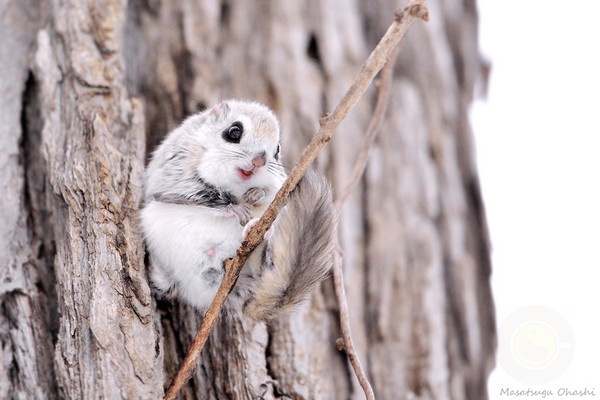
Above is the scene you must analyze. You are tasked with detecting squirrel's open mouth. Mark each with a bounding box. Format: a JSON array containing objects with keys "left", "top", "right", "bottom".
[{"left": 237, "top": 168, "right": 254, "bottom": 180}]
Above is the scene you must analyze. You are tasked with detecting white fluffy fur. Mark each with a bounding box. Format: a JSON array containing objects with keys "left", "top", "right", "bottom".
[
  {"left": 140, "top": 202, "right": 243, "bottom": 309},
  {"left": 139, "top": 100, "right": 335, "bottom": 320},
  {"left": 140, "top": 100, "right": 285, "bottom": 311}
]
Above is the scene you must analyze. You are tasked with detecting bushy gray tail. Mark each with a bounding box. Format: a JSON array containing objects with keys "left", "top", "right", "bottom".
[{"left": 243, "top": 170, "right": 336, "bottom": 321}]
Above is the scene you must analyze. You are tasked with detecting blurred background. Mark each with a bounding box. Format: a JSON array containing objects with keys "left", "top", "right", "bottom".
[{"left": 472, "top": 1, "right": 600, "bottom": 395}]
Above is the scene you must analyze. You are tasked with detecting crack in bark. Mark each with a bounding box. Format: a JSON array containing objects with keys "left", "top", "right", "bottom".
[{"left": 263, "top": 325, "right": 287, "bottom": 399}]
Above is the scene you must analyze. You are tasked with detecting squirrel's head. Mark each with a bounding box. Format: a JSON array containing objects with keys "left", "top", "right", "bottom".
[{"left": 181, "top": 100, "right": 285, "bottom": 194}]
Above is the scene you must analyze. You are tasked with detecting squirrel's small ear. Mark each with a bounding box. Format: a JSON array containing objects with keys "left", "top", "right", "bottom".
[{"left": 209, "top": 101, "right": 230, "bottom": 120}]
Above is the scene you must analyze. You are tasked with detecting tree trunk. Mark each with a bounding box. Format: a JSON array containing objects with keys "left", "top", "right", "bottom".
[{"left": 1, "top": 0, "right": 495, "bottom": 399}]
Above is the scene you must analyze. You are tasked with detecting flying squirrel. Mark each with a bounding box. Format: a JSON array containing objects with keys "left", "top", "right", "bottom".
[{"left": 139, "top": 100, "right": 336, "bottom": 320}]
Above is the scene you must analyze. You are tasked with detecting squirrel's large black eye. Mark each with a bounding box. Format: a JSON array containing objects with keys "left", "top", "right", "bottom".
[
  {"left": 274, "top": 143, "right": 281, "bottom": 160},
  {"left": 223, "top": 121, "right": 243, "bottom": 143}
]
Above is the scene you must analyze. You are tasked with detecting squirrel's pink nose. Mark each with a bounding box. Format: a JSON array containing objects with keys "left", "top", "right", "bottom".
[{"left": 252, "top": 152, "right": 266, "bottom": 168}]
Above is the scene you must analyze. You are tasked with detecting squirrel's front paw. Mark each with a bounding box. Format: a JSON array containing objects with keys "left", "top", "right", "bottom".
[
  {"left": 242, "top": 187, "right": 266, "bottom": 206},
  {"left": 226, "top": 204, "right": 253, "bottom": 226},
  {"left": 242, "top": 217, "right": 260, "bottom": 239},
  {"left": 242, "top": 217, "right": 274, "bottom": 241}
]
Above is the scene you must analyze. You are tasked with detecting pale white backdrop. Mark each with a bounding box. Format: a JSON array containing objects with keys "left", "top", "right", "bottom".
[{"left": 471, "top": 1, "right": 600, "bottom": 397}]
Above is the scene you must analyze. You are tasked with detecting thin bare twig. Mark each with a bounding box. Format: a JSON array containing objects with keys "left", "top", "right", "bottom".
[
  {"left": 332, "top": 44, "right": 401, "bottom": 400},
  {"left": 331, "top": 4, "right": 428, "bottom": 399},
  {"left": 334, "top": 45, "right": 399, "bottom": 209},
  {"left": 164, "top": 2, "right": 428, "bottom": 399}
]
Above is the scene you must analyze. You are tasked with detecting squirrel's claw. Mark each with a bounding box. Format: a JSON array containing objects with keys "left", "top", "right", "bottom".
[{"left": 242, "top": 217, "right": 260, "bottom": 238}]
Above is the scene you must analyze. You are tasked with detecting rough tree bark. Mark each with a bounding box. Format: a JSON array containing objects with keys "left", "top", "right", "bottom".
[{"left": 1, "top": 1, "right": 494, "bottom": 399}]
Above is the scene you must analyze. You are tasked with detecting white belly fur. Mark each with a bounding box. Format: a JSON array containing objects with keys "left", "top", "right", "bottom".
[{"left": 140, "top": 201, "right": 243, "bottom": 310}]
